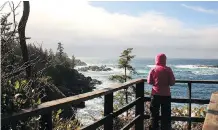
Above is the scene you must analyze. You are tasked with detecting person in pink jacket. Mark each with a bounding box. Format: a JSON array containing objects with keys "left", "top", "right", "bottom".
[{"left": 147, "top": 53, "right": 175, "bottom": 130}]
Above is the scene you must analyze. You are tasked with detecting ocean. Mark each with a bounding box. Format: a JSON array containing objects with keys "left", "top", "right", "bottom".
[{"left": 75, "top": 58, "right": 218, "bottom": 125}]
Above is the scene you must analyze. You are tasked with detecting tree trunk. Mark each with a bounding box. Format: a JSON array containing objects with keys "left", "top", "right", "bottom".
[
  {"left": 124, "top": 66, "right": 129, "bottom": 117},
  {"left": 124, "top": 66, "right": 127, "bottom": 82},
  {"left": 18, "top": 1, "right": 31, "bottom": 78}
]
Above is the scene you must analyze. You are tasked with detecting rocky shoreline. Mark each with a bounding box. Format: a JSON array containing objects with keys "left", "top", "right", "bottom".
[
  {"left": 78, "top": 65, "right": 112, "bottom": 72},
  {"left": 75, "top": 59, "right": 87, "bottom": 66}
]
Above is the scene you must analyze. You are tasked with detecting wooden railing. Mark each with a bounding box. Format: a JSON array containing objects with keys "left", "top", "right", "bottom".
[{"left": 1, "top": 79, "right": 218, "bottom": 130}]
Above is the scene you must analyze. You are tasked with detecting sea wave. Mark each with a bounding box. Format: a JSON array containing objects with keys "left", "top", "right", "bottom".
[
  {"left": 147, "top": 65, "right": 155, "bottom": 68},
  {"left": 76, "top": 76, "right": 117, "bottom": 125},
  {"left": 175, "top": 65, "right": 209, "bottom": 69},
  {"left": 85, "top": 63, "right": 115, "bottom": 67},
  {"left": 77, "top": 97, "right": 103, "bottom": 125},
  {"left": 136, "top": 69, "right": 146, "bottom": 74},
  {"left": 192, "top": 70, "right": 218, "bottom": 76},
  {"left": 77, "top": 66, "right": 131, "bottom": 76}
]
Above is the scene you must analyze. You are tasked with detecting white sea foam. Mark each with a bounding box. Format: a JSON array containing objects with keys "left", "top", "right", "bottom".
[
  {"left": 136, "top": 69, "right": 146, "bottom": 74},
  {"left": 76, "top": 75, "right": 117, "bottom": 125},
  {"left": 175, "top": 65, "right": 198, "bottom": 69},
  {"left": 192, "top": 69, "right": 218, "bottom": 75},
  {"left": 147, "top": 64, "right": 214, "bottom": 69},
  {"left": 147, "top": 65, "right": 155, "bottom": 68},
  {"left": 77, "top": 97, "right": 103, "bottom": 125},
  {"left": 175, "top": 65, "right": 216, "bottom": 69}
]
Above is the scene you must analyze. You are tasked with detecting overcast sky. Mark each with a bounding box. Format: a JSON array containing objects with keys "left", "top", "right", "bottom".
[{"left": 1, "top": 1, "right": 218, "bottom": 59}]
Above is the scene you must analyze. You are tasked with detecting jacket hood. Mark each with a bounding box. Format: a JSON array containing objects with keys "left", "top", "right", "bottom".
[{"left": 155, "top": 53, "right": 167, "bottom": 66}]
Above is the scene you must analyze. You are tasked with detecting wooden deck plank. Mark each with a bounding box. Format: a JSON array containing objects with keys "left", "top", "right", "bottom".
[{"left": 202, "top": 92, "right": 218, "bottom": 130}]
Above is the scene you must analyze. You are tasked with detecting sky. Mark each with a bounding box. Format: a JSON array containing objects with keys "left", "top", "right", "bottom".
[{"left": 1, "top": 1, "right": 218, "bottom": 59}]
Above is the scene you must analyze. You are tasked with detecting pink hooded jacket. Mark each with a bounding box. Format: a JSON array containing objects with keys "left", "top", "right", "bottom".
[{"left": 147, "top": 54, "right": 175, "bottom": 96}]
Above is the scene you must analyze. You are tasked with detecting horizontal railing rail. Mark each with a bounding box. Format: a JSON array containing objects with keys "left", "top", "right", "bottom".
[{"left": 1, "top": 79, "right": 218, "bottom": 130}]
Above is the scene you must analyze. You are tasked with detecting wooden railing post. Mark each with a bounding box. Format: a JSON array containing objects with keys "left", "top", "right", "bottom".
[
  {"left": 135, "top": 81, "right": 144, "bottom": 130},
  {"left": 104, "top": 93, "right": 113, "bottom": 130},
  {"left": 188, "top": 82, "right": 192, "bottom": 130},
  {"left": 40, "top": 111, "right": 52, "bottom": 130}
]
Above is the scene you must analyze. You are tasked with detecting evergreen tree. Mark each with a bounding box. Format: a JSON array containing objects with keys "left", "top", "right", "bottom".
[
  {"left": 57, "top": 42, "right": 64, "bottom": 61},
  {"left": 72, "top": 55, "right": 76, "bottom": 69},
  {"left": 109, "top": 48, "right": 136, "bottom": 118},
  {"left": 49, "top": 49, "right": 54, "bottom": 56},
  {"left": 44, "top": 49, "right": 48, "bottom": 57},
  {"left": 48, "top": 49, "right": 54, "bottom": 61},
  {"left": 110, "top": 48, "right": 136, "bottom": 83}
]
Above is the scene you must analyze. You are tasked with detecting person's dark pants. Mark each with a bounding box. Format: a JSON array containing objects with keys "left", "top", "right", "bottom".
[{"left": 149, "top": 95, "right": 171, "bottom": 130}]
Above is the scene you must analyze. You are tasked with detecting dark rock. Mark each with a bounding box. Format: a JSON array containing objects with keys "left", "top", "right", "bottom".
[
  {"left": 73, "top": 101, "right": 85, "bottom": 108},
  {"left": 91, "top": 79, "right": 102, "bottom": 85},
  {"left": 75, "top": 59, "right": 87, "bottom": 66},
  {"left": 78, "top": 65, "right": 112, "bottom": 72},
  {"left": 197, "top": 65, "right": 218, "bottom": 68},
  {"left": 211, "top": 65, "right": 218, "bottom": 68},
  {"left": 46, "top": 65, "right": 97, "bottom": 96}
]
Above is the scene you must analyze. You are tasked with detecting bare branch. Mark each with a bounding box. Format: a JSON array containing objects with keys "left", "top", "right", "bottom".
[{"left": 0, "top": 1, "right": 9, "bottom": 11}]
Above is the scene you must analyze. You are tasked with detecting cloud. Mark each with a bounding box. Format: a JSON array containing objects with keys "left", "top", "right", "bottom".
[
  {"left": 181, "top": 4, "right": 218, "bottom": 14},
  {"left": 1, "top": 1, "right": 218, "bottom": 58}
]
